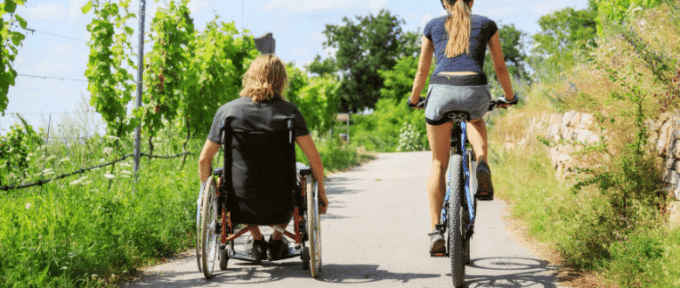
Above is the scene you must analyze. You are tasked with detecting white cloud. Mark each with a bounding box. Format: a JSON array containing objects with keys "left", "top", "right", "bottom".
[
  {"left": 188, "top": 0, "right": 212, "bottom": 15},
  {"left": 68, "top": 0, "right": 88, "bottom": 20},
  {"left": 368, "top": 0, "right": 388, "bottom": 13},
  {"left": 22, "top": 4, "right": 67, "bottom": 21},
  {"left": 261, "top": 0, "right": 387, "bottom": 13}
]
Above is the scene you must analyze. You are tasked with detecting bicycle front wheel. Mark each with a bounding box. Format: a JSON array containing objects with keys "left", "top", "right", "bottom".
[
  {"left": 200, "top": 178, "right": 219, "bottom": 279},
  {"left": 448, "top": 154, "right": 465, "bottom": 287}
]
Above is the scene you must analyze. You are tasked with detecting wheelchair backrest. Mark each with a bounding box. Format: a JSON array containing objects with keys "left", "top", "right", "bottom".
[{"left": 219, "top": 118, "right": 298, "bottom": 225}]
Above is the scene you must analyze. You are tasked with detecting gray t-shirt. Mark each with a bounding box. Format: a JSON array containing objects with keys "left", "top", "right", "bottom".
[{"left": 207, "top": 97, "right": 310, "bottom": 144}]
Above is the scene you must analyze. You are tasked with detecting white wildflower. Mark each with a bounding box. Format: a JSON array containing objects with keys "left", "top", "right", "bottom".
[
  {"left": 98, "top": 158, "right": 105, "bottom": 163},
  {"left": 120, "top": 170, "right": 132, "bottom": 175},
  {"left": 61, "top": 266, "right": 68, "bottom": 270},
  {"left": 106, "top": 135, "right": 120, "bottom": 141},
  {"left": 119, "top": 162, "right": 132, "bottom": 168},
  {"left": 59, "top": 157, "right": 70, "bottom": 163},
  {"left": 25, "top": 203, "right": 31, "bottom": 210},
  {"left": 70, "top": 179, "right": 82, "bottom": 186},
  {"left": 45, "top": 156, "right": 57, "bottom": 162},
  {"left": 104, "top": 174, "right": 115, "bottom": 179},
  {"left": 103, "top": 147, "right": 114, "bottom": 154}
]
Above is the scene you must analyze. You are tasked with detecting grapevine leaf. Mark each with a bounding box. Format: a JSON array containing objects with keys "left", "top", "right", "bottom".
[{"left": 81, "top": 1, "right": 92, "bottom": 14}]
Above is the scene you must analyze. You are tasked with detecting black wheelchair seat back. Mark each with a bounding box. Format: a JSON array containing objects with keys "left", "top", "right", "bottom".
[{"left": 220, "top": 118, "right": 297, "bottom": 225}]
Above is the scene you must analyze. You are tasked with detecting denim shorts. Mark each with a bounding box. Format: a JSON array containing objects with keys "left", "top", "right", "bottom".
[{"left": 424, "top": 74, "right": 492, "bottom": 125}]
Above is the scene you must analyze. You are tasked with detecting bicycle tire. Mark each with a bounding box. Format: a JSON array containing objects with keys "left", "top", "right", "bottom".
[
  {"left": 201, "top": 178, "right": 219, "bottom": 279},
  {"left": 306, "top": 176, "right": 322, "bottom": 278},
  {"left": 463, "top": 150, "right": 473, "bottom": 265},
  {"left": 448, "top": 154, "right": 465, "bottom": 287}
]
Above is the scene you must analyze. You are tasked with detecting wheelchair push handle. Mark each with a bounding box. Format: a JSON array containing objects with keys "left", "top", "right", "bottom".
[{"left": 489, "top": 94, "right": 519, "bottom": 111}]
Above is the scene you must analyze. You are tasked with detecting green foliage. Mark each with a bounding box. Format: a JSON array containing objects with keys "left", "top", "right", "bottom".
[
  {"left": 396, "top": 123, "right": 427, "bottom": 152},
  {"left": 0, "top": 116, "right": 44, "bottom": 182},
  {"left": 0, "top": 131, "right": 199, "bottom": 287},
  {"left": 351, "top": 97, "right": 426, "bottom": 152},
  {"left": 295, "top": 135, "right": 374, "bottom": 173},
  {"left": 531, "top": 6, "right": 598, "bottom": 67},
  {"left": 378, "top": 55, "right": 419, "bottom": 103},
  {"left": 312, "top": 10, "right": 419, "bottom": 112},
  {"left": 181, "top": 19, "right": 257, "bottom": 138},
  {"left": 483, "top": 23, "right": 530, "bottom": 82},
  {"left": 595, "top": 0, "right": 663, "bottom": 30},
  {"left": 285, "top": 65, "right": 340, "bottom": 134},
  {"left": 306, "top": 54, "right": 336, "bottom": 77},
  {"left": 0, "top": 0, "right": 26, "bottom": 115},
  {"left": 143, "top": 0, "right": 195, "bottom": 140},
  {"left": 83, "top": 0, "right": 138, "bottom": 137}
]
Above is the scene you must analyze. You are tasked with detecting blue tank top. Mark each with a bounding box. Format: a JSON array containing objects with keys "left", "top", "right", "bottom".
[{"left": 423, "top": 14, "right": 498, "bottom": 77}]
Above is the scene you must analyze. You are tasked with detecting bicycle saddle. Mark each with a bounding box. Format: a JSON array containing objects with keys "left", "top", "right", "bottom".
[{"left": 443, "top": 111, "right": 471, "bottom": 121}]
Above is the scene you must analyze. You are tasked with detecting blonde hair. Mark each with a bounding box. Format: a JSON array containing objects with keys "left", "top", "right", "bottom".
[
  {"left": 240, "top": 54, "right": 288, "bottom": 102},
  {"left": 443, "top": 0, "right": 472, "bottom": 58}
]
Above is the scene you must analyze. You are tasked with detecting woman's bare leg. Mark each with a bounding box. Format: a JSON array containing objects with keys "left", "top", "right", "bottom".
[
  {"left": 466, "top": 118, "right": 488, "bottom": 163},
  {"left": 426, "top": 121, "right": 454, "bottom": 231}
]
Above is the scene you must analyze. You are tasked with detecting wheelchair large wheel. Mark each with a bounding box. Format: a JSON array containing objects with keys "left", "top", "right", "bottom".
[
  {"left": 306, "top": 176, "right": 322, "bottom": 278},
  {"left": 200, "top": 178, "right": 219, "bottom": 279},
  {"left": 448, "top": 154, "right": 465, "bottom": 288}
]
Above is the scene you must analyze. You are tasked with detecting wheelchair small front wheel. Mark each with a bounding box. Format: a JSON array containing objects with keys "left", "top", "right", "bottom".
[
  {"left": 306, "top": 176, "right": 322, "bottom": 278},
  {"left": 200, "top": 178, "right": 219, "bottom": 279},
  {"left": 219, "top": 245, "right": 229, "bottom": 270}
]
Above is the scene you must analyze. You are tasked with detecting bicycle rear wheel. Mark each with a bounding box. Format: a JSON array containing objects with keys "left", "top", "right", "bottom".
[
  {"left": 306, "top": 176, "right": 322, "bottom": 278},
  {"left": 200, "top": 178, "right": 219, "bottom": 279},
  {"left": 448, "top": 154, "right": 465, "bottom": 287}
]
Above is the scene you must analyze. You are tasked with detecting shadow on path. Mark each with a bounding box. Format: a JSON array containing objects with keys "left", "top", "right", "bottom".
[
  {"left": 128, "top": 263, "right": 439, "bottom": 287},
  {"left": 458, "top": 257, "right": 559, "bottom": 288}
]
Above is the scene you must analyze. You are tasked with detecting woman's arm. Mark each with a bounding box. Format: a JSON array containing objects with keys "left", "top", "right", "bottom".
[
  {"left": 295, "top": 134, "right": 328, "bottom": 214},
  {"left": 198, "top": 139, "right": 221, "bottom": 183},
  {"left": 409, "top": 36, "right": 435, "bottom": 104},
  {"left": 487, "top": 31, "right": 515, "bottom": 102}
]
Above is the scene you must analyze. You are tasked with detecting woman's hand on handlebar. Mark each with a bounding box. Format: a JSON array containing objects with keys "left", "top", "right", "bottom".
[
  {"left": 408, "top": 96, "right": 426, "bottom": 109},
  {"left": 489, "top": 94, "right": 519, "bottom": 111}
]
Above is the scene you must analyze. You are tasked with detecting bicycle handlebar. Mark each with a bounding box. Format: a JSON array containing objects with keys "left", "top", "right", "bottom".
[{"left": 408, "top": 94, "right": 520, "bottom": 111}]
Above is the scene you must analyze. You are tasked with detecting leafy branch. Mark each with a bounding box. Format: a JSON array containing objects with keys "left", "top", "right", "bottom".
[{"left": 0, "top": 0, "right": 27, "bottom": 115}]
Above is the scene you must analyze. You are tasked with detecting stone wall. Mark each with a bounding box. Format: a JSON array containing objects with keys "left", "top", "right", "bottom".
[
  {"left": 648, "top": 111, "right": 680, "bottom": 226},
  {"left": 542, "top": 109, "right": 680, "bottom": 227},
  {"left": 546, "top": 111, "right": 603, "bottom": 179}
]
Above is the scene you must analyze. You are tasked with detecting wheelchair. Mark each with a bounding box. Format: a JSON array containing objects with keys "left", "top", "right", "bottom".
[{"left": 196, "top": 119, "right": 322, "bottom": 279}]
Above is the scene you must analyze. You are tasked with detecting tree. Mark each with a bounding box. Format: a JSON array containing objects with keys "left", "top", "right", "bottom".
[
  {"left": 531, "top": 5, "right": 598, "bottom": 65},
  {"left": 311, "top": 10, "right": 419, "bottom": 112},
  {"left": 483, "top": 23, "right": 529, "bottom": 82}
]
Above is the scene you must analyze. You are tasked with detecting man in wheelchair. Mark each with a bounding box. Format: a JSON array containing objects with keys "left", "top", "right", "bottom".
[{"left": 198, "top": 54, "right": 329, "bottom": 262}]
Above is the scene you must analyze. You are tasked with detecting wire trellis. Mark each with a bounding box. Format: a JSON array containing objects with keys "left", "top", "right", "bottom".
[{"left": 1, "top": 151, "right": 193, "bottom": 192}]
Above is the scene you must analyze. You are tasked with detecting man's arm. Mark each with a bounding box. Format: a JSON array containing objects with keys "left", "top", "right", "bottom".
[{"left": 198, "top": 139, "right": 221, "bottom": 183}]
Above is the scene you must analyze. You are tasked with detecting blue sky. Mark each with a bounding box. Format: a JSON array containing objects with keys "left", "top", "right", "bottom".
[{"left": 0, "top": 0, "right": 589, "bottom": 133}]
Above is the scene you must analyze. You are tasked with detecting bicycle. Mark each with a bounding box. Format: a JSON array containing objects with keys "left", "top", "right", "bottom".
[{"left": 409, "top": 95, "right": 519, "bottom": 287}]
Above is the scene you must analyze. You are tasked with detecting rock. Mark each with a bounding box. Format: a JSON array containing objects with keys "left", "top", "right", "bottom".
[
  {"left": 669, "top": 202, "right": 680, "bottom": 229},
  {"left": 656, "top": 122, "right": 673, "bottom": 156},
  {"left": 563, "top": 111, "right": 577, "bottom": 127},
  {"left": 580, "top": 114, "right": 594, "bottom": 129}
]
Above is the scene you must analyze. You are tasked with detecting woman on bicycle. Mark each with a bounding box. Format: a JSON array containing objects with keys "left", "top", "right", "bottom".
[
  {"left": 198, "top": 54, "right": 329, "bottom": 261},
  {"left": 409, "top": 0, "right": 516, "bottom": 253}
]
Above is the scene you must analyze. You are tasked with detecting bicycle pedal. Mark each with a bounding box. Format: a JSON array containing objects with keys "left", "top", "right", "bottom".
[{"left": 430, "top": 252, "right": 448, "bottom": 257}]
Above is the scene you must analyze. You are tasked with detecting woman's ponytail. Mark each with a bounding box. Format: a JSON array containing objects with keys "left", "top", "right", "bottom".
[{"left": 444, "top": 0, "right": 472, "bottom": 58}]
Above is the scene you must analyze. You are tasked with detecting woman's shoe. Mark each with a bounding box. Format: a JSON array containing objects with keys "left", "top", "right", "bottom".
[
  {"left": 476, "top": 159, "right": 494, "bottom": 200},
  {"left": 429, "top": 229, "right": 445, "bottom": 253}
]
